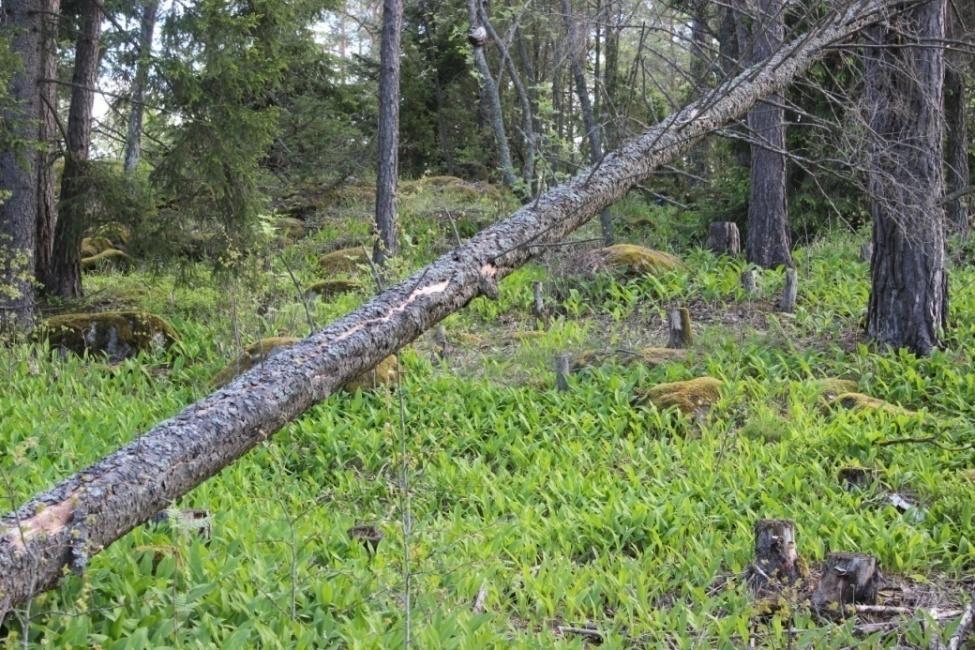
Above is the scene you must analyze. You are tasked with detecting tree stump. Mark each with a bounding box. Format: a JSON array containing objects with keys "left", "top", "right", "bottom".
[
  {"left": 748, "top": 519, "right": 801, "bottom": 595},
  {"left": 741, "top": 269, "right": 758, "bottom": 296},
  {"left": 532, "top": 281, "right": 546, "bottom": 329},
  {"left": 555, "top": 354, "right": 571, "bottom": 391},
  {"left": 838, "top": 467, "right": 877, "bottom": 490},
  {"left": 433, "top": 325, "right": 449, "bottom": 363},
  {"left": 859, "top": 242, "right": 873, "bottom": 263},
  {"left": 811, "top": 552, "right": 879, "bottom": 615},
  {"left": 779, "top": 269, "right": 798, "bottom": 313},
  {"left": 707, "top": 221, "right": 741, "bottom": 255},
  {"left": 667, "top": 308, "right": 693, "bottom": 349}
]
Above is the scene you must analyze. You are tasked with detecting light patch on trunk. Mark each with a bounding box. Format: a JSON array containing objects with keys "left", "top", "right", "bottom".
[
  {"left": 1, "top": 498, "right": 75, "bottom": 553},
  {"left": 327, "top": 280, "right": 451, "bottom": 350}
]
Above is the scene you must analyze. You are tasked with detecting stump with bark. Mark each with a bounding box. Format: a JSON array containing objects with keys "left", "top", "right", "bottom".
[
  {"left": 811, "top": 552, "right": 880, "bottom": 615},
  {"left": 748, "top": 519, "right": 801, "bottom": 596},
  {"left": 707, "top": 222, "right": 741, "bottom": 255},
  {"left": 667, "top": 308, "right": 693, "bottom": 349},
  {"left": 741, "top": 269, "right": 758, "bottom": 296},
  {"left": 779, "top": 269, "right": 798, "bottom": 313}
]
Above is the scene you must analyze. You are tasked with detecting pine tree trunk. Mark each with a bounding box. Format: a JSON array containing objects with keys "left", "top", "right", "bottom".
[
  {"left": 34, "top": 0, "right": 61, "bottom": 286},
  {"left": 123, "top": 0, "right": 158, "bottom": 176},
  {"left": 561, "top": 0, "right": 614, "bottom": 244},
  {"left": 944, "top": 67, "right": 968, "bottom": 233},
  {"left": 688, "top": 0, "right": 711, "bottom": 182},
  {"left": 745, "top": 0, "right": 792, "bottom": 268},
  {"left": 0, "top": 0, "right": 42, "bottom": 329},
  {"left": 47, "top": 0, "right": 102, "bottom": 299},
  {"left": 0, "top": 0, "right": 897, "bottom": 610},
  {"left": 374, "top": 0, "right": 402, "bottom": 264},
  {"left": 864, "top": 0, "right": 948, "bottom": 356}
]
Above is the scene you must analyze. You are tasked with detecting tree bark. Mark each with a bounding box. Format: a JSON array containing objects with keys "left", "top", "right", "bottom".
[
  {"left": 561, "top": 0, "right": 614, "bottom": 245},
  {"left": 467, "top": 0, "right": 519, "bottom": 190},
  {"left": 0, "top": 0, "right": 895, "bottom": 611},
  {"left": 0, "top": 0, "right": 43, "bottom": 329},
  {"left": 123, "top": 0, "right": 158, "bottom": 176},
  {"left": 744, "top": 0, "right": 793, "bottom": 268},
  {"left": 944, "top": 8, "right": 970, "bottom": 234},
  {"left": 688, "top": 0, "right": 712, "bottom": 182},
  {"left": 864, "top": 0, "right": 948, "bottom": 356},
  {"left": 34, "top": 0, "right": 60, "bottom": 286},
  {"left": 46, "top": 0, "right": 103, "bottom": 299},
  {"left": 374, "top": 0, "right": 402, "bottom": 265}
]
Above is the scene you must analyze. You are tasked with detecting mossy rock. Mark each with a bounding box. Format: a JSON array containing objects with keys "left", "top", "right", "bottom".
[
  {"left": 40, "top": 311, "right": 178, "bottom": 360},
  {"left": 583, "top": 244, "right": 682, "bottom": 276},
  {"left": 212, "top": 337, "right": 300, "bottom": 387},
  {"left": 319, "top": 247, "right": 369, "bottom": 275},
  {"left": 274, "top": 217, "right": 306, "bottom": 241},
  {"left": 305, "top": 279, "right": 361, "bottom": 301},
  {"left": 574, "top": 346, "right": 688, "bottom": 370},
  {"left": 815, "top": 378, "right": 859, "bottom": 400},
  {"left": 95, "top": 223, "right": 132, "bottom": 246},
  {"left": 635, "top": 376, "right": 722, "bottom": 414},
  {"left": 831, "top": 392, "right": 914, "bottom": 415},
  {"left": 345, "top": 355, "right": 399, "bottom": 392},
  {"left": 82, "top": 248, "right": 132, "bottom": 271},
  {"left": 81, "top": 236, "right": 114, "bottom": 258}
]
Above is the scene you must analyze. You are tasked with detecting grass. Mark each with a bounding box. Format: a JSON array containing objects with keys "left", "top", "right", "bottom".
[{"left": 2, "top": 181, "right": 975, "bottom": 648}]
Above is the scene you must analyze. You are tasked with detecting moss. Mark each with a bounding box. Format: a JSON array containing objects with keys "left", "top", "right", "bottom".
[
  {"left": 305, "top": 279, "right": 361, "bottom": 300},
  {"left": 345, "top": 355, "right": 399, "bottom": 392},
  {"left": 80, "top": 236, "right": 114, "bottom": 258},
  {"left": 275, "top": 217, "right": 305, "bottom": 241},
  {"left": 814, "top": 378, "right": 859, "bottom": 400},
  {"left": 636, "top": 376, "right": 722, "bottom": 414},
  {"left": 82, "top": 248, "right": 131, "bottom": 271},
  {"left": 319, "top": 247, "right": 369, "bottom": 275},
  {"left": 212, "top": 337, "right": 300, "bottom": 387},
  {"left": 39, "top": 311, "right": 178, "bottom": 360},
  {"left": 831, "top": 392, "right": 914, "bottom": 415},
  {"left": 575, "top": 346, "right": 688, "bottom": 370},
  {"left": 588, "top": 244, "right": 682, "bottom": 276}
]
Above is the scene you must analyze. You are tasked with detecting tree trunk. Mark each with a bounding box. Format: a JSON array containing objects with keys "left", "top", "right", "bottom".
[
  {"left": 944, "top": 8, "right": 970, "bottom": 234},
  {"left": 467, "top": 0, "right": 519, "bottom": 190},
  {"left": 864, "top": 0, "right": 948, "bottom": 356},
  {"left": 47, "top": 0, "right": 102, "bottom": 299},
  {"left": 123, "top": 0, "right": 158, "bottom": 176},
  {"left": 561, "top": 0, "right": 614, "bottom": 244},
  {"left": 688, "top": 0, "right": 711, "bottom": 182},
  {"left": 745, "top": 0, "right": 793, "bottom": 268},
  {"left": 34, "top": 0, "right": 61, "bottom": 286},
  {"left": 374, "top": 0, "right": 402, "bottom": 265},
  {"left": 0, "top": 0, "right": 42, "bottom": 330},
  {"left": 0, "top": 0, "right": 895, "bottom": 611}
]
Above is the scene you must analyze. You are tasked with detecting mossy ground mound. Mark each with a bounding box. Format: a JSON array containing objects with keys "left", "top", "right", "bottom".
[
  {"left": 581, "top": 244, "right": 682, "bottom": 276},
  {"left": 212, "top": 337, "right": 300, "bottom": 387},
  {"left": 815, "top": 378, "right": 860, "bottom": 400},
  {"left": 574, "top": 347, "right": 688, "bottom": 370},
  {"left": 636, "top": 376, "right": 722, "bottom": 414},
  {"left": 274, "top": 217, "right": 306, "bottom": 242},
  {"left": 345, "top": 355, "right": 399, "bottom": 391},
  {"left": 831, "top": 392, "right": 915, "bottom": 415},
  {"left": 82, "top": 248, "right": 132, "bottom": 271},
  {"left": 81, "top": 236, "right": 115, "bottom": 258},
  {"left": 319, "top": 247, "right": 369, "bottom": 275},
  {"left": 40, "top": 311, "right": 177, "bottom": 360},
  {"left": 305, "top": 279, "right": 361, "bottom": 300}
]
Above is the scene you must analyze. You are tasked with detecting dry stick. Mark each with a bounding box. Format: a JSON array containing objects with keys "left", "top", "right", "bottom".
[
  {"left": 472, "top": 583, "right": 489, "bottom": 614},
  {"left": 0, "top": 0, "right": 894, "bottom": 610},
  {"left": 948, "top": 599, "right": 975, "bottom": 650}
]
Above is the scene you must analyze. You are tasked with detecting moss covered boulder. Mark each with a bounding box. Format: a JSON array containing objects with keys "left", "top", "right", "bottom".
[
  {"left": 305, "top": 279, "right": 361, "bottom": 301},
  {"left": 274, "top": 217, "right": 306, "bottom": 242},
  {"left": 635, "top": 376, "right": 722, "bottom": 414},
  {"left": 345, "top": 355, "right": 399, "bottom": 392},
  {"left": 40, "top": 311, "right": 178, "bottom": 360},
  {"left": 814, "top": 378, "right": 859, "bottom": 400},
  {"left": 831, "top": 392, "right": 915, "bottom": 415},
  {"left": 212, "top": 337, "right": 300, "bottom": 387},
  {"left": 319, "top": 247, "right": 369, "bottom": 275},
  {"left": 575, "top": 346, "right": 688, "bottom": 371},
  {"left": 80, "top": 236, "right": 114, "bottom": 258},
  {"left": 82, "top": 248, "right": 131, "bottom": 271},
  {"left": 583, "top": 244, "right": 682, "bottom": 276}
]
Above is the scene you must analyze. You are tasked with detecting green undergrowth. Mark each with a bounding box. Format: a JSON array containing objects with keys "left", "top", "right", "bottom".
[{"left": 2, "top": 183, "right": 975, "bottom": 648}]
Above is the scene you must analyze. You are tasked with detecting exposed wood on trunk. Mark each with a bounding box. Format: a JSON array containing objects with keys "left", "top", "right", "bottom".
[
  {"left": 374, "top": 0, "right": 403, "bottom": 264},
  {"left": 47, "top": 0, "right": 103, "bottom": 299},
  {"left": 0, "top": 0, "right": 43, "bottom": 329},
  {"left": 561, "top": 0, "right": 615, "bottom": 244},
  {"left": 667, "top": 307, "right": 693, "bottom": 348},
  {"left": 864, "top": 0, "right": 948, "bottom": 355},
  {"left": 123, "top": 0, "right": 158, "bottom": 175},
  {"left": 744, "top": 0, "right": 793, "bottom": 268},
  {"left": 0, "top": 0, "right": 894, "bottom": 610}
]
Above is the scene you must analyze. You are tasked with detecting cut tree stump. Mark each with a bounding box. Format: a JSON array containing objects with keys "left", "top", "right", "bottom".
[
  {"left": 533, "top": 281, "right": 547, "bottom": 329},
  {"left": 667, "top": 307, "right": 693, "bottom": 349},
  {"left": 741, "top": 269, "right": 758, "bottom": 296},
  {"left": 433, "top": 325, "right": 449, "bottom": 362},
  {"left": 779, "top": 268, "right": 798, "bottom": 313},
  {"left": 811, "top": 552, "right": 880, "bottom": 615},
  {"left": 838, "top": 467, "right": 878, "bottom": 490},
  {"left": 555, "top": 354, "right": 571, "bottom": 391},
  {"left": 707, "top": 221, "right": 741, "bottom": 255},
  {"left": 748, "top": 519, "right": 801, "bottom": 595}
]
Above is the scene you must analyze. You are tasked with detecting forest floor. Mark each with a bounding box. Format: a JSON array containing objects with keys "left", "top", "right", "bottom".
[{"left": 2, "top": 178, "right": 975, "bottom": 648}]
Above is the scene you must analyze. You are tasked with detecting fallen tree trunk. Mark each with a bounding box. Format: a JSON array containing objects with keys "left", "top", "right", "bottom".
[{"left": 0, "top": 0, "right": 891, "bottom": 614}]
